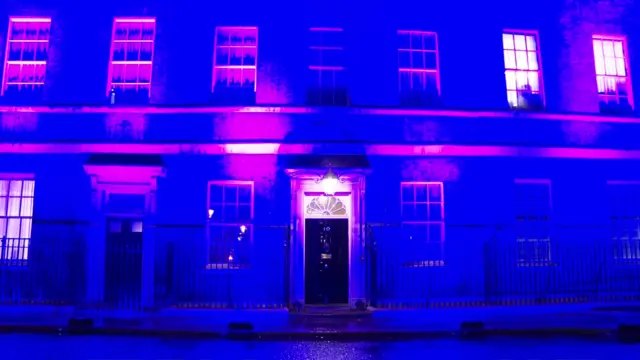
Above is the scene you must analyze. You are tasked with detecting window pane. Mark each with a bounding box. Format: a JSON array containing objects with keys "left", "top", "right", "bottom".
[
  {"left": 603, "top": 41, "right": 615, "bottom": 57},
  {"left": 411, "top": 51, "right": 424, "bottom": 68},
  {"left": 428, "top": 183, "right": 442, "bottom": 202},
  {"left": 7, "top": 197, "right": 20, "bottom": 216},
  {"left": 401, "top": 184, "right": 414, "bottom": 202},
  {"left": 502, "top": 34, "right": 514, "bottom": 50},
  {"left": 514, "top": 35, "right": 526, "bottom": 50},
  {"left": 505, "top": 70, "right": 516, "bottom": 90},
  {"left": 528, "top": 72, "right": 540, "bottom": 91},
  {"left": 22, "top": 180, "right": 34, "bottom": 197},
  {"left": 516, "top": 71, "right": 528, "bottom": 89},
  {"left": 423, "top": 34, "right": 436, "bottom": 51},
  {"left": 616, "top": 58, "right": 626, "bottom": 76},
  {"left": 527, "top": 52, "right": 539, "bottom": 70},
  {"left": 0, "top": 181, "right": 8, "bottom": 196},
  {"left": 429, "top": 204, "right": 443, "bottom": 221},
  {"left": 398, "top": 51, "right": 411, "bottom": 68},
  {"left": 7, "top": 218, "right": 20, "bottom": 238},
  {"left": 415, "top": 184, "right": 427, "bottom": 202},
  {"left": 425, "top": 52, "right": 437, "bottom": 70},
  {"left": 20, "top": 218, "right": 32, "bottom": 239},
  {"left": 20, "top": 197, "right": 33, "bottom": 217},
  {"left": 614, "top": 41, "right": 624, "bottom": 58},
  {"left": 526, "top": 35, "right": 537, "bottom": 51},
  {"left": 594, "top": 50, "right": 605, "bottom": 75},
  {"left": 515, "top": 51, "right": 528, "bottom": 70},
  {"left": 605, "top": 57, "right": 617, "bottom": 75},
  {"left": 9, "top": 181, "right": 22, "bottom": 196},
  {"left": 503, "top": 50, "right": 516, "bottom": 69}
]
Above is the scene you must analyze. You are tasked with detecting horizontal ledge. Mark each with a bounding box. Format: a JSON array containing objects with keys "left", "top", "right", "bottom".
[
  {"left": 0, "top": 105, "right": 638, "bottom": 124},
  {"left": 0, "top": 143, "right": 639, "bottom": 159}
]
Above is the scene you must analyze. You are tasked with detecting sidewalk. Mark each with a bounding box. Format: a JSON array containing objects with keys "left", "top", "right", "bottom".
[{"left": 0, "top": 303, "right": 639, "bottom": 339}]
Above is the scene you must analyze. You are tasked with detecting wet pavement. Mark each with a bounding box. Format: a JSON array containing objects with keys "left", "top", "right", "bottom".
[{"left": 0, "top": 334, "right": 639, "bottom": 360}]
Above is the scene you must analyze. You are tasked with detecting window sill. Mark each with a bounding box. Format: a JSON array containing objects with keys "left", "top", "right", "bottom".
[
  {"left": 205, "top": 263, "right": 249, "bottom": 271},
  {"left": 614, "top": 259, "right": 640, "bottom": 266},
  {"left": 403, "top": 260, "right": 445, "bottom": 268},
  {"left": 0, "top": 260, "right": 28, "bottom": 269},
  {"left": 516, "top": 261, "right": 556, "bottom": 268}
]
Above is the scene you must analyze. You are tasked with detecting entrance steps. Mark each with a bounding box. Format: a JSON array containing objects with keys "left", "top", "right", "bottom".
[{"left": 293, "top": 304, "right": 373, "bottom": 318}]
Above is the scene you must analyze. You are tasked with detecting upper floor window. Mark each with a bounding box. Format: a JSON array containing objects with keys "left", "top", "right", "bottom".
[
  {"left": 1, "top": 18, "right": 52, "bottom": 102},
  {"left": 308, "top": 28, "right": 348, "bottom": 106},
  {"left": 207, "top": 181, "right": 253, "bottom": 269},
  {"left": 212, "top": 27, "right": 258, "bottom": 105},
  {"left": 502, "top": 31, "right": 544, "bottom": 110},
  {"left": 593, "top": 36, "right": 633, "bottom": 114},
  {"left": 398, "top": 31, "right": 440, "bottom": 107},
  {"left": 0, "top": 179, "right": 34, "bottom": 264},
  {"left": 514, "top": 180, "right": 552, "bottom": 265},
  {"left": 107, "top": 18, "right": 156, "bottom": 105},
  {"left": 401, "top": 182, "right": 445, "bottom": 265},
  {"left": 608, "top": 182, "right": 640, "bottom": 262}
]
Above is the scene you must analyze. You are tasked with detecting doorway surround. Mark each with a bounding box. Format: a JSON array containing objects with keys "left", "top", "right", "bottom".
[
  {"left": 84, "top": 161, "right": 165, "bottom": 310},
  {"left": 286, "top": 168, "right": 367, "bottom": 309}
]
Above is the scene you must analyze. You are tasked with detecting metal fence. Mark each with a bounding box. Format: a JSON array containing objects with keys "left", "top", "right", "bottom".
[
  {"left": 367, "top": 223, "right": 640, "bottom": 308},
  {"left": 1, "top": 221, "right": 639, "bottom": 311},
  {"left": 153, "top": 224, "right": 290, "bottom": 309}
]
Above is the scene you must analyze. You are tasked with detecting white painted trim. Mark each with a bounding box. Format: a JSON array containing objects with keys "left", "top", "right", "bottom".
[
  {"left": 3, "top": 143, "right": 640, "bottom": 160},
  {"left": 288, "top": 169, "right": 367, "bottom": 309}
]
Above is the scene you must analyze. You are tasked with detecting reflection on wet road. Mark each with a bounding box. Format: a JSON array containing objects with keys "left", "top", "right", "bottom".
[{"left": 0, "top": 334, "right": 638, "bottom": 360}]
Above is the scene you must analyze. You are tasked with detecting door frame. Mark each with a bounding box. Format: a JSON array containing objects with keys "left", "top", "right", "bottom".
[
  {"left": 84, "top": 164, "right": 165, "bottom": 310},
  {"left": 286, "top": 168, "right": 367, "bottom": 309}
]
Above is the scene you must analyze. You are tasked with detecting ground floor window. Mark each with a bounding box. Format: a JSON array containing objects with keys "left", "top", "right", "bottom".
[
  {"left": 400, "top": 182, "right": 445, "bottom": 265},
  {"left": 206, "top": 181, "right": 253, "bottom": 269},
  {"left": 514, "top": 180, "right": 552, "bottom": 265},
  {"left": 0, "top": 179, "right": 34, "bottom": 263},
  {"left": 608, "top": 182, "right": 640, "bottom": 262}
]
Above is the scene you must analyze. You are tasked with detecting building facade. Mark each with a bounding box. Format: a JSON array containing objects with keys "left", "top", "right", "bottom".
[{"left": 0, "top": 0, "right": 639, "bottom": 311}]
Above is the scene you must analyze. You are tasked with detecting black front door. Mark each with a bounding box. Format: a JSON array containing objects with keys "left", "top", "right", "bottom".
[
  {"left": 105, "top": 218, "right": 143, "bottom": 309},
  {"left": 305, "top": 218, "right": 349, "bottom": 304}
]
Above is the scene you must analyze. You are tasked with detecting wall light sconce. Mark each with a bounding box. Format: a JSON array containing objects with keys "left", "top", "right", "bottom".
[{"left": 321, "top": 168, "right": 339, "bottom": 195}]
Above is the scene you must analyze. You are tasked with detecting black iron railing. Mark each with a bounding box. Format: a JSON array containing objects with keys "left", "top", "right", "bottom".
[{"left": 367, "top": 223, "right": 640, "bottom": 308}]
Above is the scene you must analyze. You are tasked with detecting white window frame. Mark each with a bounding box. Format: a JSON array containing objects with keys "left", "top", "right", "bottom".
[
  {"left": 607, "top": 181, "right": 640, "bottom": 263},
  {"left": 206, "top": 180, "right": 254, "bottom": 269},
  {"left": 1, "top": 17, "right": 52, "bottom": 96},
  {"left": 400, "top": 181, "right": 445, "bottom": 266},
  {"left": 502, "top": 30, "right": 545, "bottom": 109},
  {"left": 593, "top": 35, "right": 634, "bottom": 111},
  {"left": 514, "top": 179, "right": 552, "bottom": 265},
  {"left": 212, "top": 26, "right": 259, "bottom": 92},
  {"left": 106, "top": 17, "right": 157, "bottom": 99},
  {"left": 309, "top": 27, "right": 345, "bottom": 90},
  {"left": 0, "top": 174, "right": 35, "bottom": 264},
  {"left": 397, "top": 30, "right": 441, "bottom": 97}
]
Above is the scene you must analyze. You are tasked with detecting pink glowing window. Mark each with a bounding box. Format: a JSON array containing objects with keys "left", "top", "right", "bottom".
[
  {"left": 502, "top": 31, "right": 544, "bottom": 110},
  {"left": 107, "top": 18, "right": 156, "bottom": 101},
  {"left": 608, "top": 182, "right": 640, "bottom": 262},
  {"left": 0, "top": 179, "right": 34, "bottom": 263},
  {"left": 401, "top": 182, "right": 445, "bottom": 264},
  {"left": 308, "top": 28, "right": 348, "bottom": 105},
  {"left": 514, "top": 180, "right": 552, "bottom": 264},
  {"left": 213, "top": 27, "right": 258, "bottom": 92},
  {"left": 593, "top": 36, "right": 633, "bottom": 113},
  {"left": 1, "top": 17, "right": 51, "bottom": 96},
  {"left": 206, "top": 181, "right": 253, "bottom": 269},
  {"left": 397, "top": 31, "right": 440, "bottom": 106}
]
